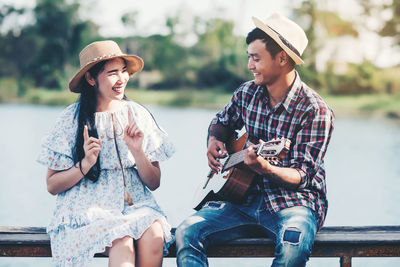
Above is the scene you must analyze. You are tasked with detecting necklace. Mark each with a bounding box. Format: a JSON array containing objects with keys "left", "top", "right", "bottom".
[
  {"left": 110, "top": 112, "right": 133, "bottom": 206},
  {"left": 105, "top": 113, "right": 124, "bottom": 140}
]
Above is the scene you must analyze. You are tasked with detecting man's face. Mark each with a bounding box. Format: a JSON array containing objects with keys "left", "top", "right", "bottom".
[{"left": 247, "top": 39, "right": 281, "bottom": 86}]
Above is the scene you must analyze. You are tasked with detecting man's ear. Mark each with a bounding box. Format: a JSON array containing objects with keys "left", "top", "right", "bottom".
[
  {"left": 279, "top": 51, "right": 288, "bottom": 66},
  {"left": 85, "top": 72, "right": 96, "bottom": 86}
]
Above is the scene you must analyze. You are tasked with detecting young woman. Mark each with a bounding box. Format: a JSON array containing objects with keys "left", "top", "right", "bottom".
[{"left": 37, "top": 40, "right": 175, "bottom": 266}]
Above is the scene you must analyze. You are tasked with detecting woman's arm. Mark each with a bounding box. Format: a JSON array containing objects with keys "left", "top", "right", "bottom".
[
  {"left": 131, "top": 150, "right": 161, "bottom": 191},
  {"left": 46, "top": 125, "right": 101, "bottom": 195},
  {"left": 123, "top": 110, "right": 161, "bottom": 191},
  {"left": 46, "top": 159, "right": 93, "bottom": 195}
]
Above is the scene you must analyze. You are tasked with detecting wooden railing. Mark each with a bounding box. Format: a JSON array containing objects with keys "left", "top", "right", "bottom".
[{"left": 1, "top": 226, "right": 400, "bottom": 267}]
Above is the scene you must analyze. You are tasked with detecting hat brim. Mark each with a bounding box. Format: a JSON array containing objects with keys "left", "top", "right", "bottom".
[
  {"left": 252, "top": 16, "right": 304, "bottom": 65},
  {"left": 69, "top": 54, "right": 144, "bottom": 93}
]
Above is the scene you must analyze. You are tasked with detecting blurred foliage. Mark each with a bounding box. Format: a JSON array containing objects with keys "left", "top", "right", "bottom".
[
  {"left": 0, "top": 0, "right": 98, "bottom": 91},
  {"left": 358, "top": 0, "right": 400, "bottom": 45},
  {"left": 324, "top": 60, "right": 375, "bottom": 95},
  {"left": 293, "top": 0, "right": 360, "bottom": 90},
  {"left": 0, "top": 0, "right": 398, "bottom": 101},
  {"left": 293, "top": 0, "right": 399, "bottom": 96},
  {"left": 0, "top": 77, "right": 18, "bottom": 102}
]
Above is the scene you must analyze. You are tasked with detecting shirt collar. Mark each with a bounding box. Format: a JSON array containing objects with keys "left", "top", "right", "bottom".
[{"left": 280, "top": 71, "right": 303, "bottom": 114}]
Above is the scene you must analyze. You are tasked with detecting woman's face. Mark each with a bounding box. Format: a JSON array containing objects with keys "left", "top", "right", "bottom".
[{"left": 91, "top": 58, "right": 130, "bottom": 103}]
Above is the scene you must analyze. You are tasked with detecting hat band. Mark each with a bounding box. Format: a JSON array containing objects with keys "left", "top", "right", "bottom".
[
  {"left": 81, "top": 53, "right": 122, "bottom": 68},
  {"left": 268, "top": 26, "right": 301, "bottom": 57}
]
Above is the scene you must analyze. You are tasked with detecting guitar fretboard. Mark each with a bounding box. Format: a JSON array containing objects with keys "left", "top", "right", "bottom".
[{"left": 222, "top": 150, "right": 246, "bottom": 171}]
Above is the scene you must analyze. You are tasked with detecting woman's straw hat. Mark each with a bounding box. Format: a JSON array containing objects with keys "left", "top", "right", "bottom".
[
  {"left": 69, "top": 40, "right": 144, "bottom": 92},
  {"left": 252, "top": 13, "right": 308, "bottom": 65}
]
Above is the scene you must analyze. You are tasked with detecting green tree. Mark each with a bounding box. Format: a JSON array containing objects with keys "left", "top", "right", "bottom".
[
  {"left": 0, "top": 5, "right": 29, "bottom": 78},
  {"left": 30, "top": 0, "right": 95, "bottom": 89},
  {"left": 0, "top": 0, "right": 98, "bottom": 91},
  {"left": 293, "top": 0, "right": 358, "bottom": 91},
  {"left": 121, "top": 10, "right": 138, "bottom": 36},
  {"left": 193, "top": 18, "right": 250, "bottom": 90}
]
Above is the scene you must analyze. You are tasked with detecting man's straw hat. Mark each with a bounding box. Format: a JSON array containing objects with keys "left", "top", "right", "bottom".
[
  {"left": 69, "top": 40, "right": 144, "bottom": 92},
  {"left": 252, "top": 13, "right": 308, "bottom": 65}
]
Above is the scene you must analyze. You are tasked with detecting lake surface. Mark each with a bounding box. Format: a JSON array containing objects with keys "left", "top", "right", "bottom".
[{"left": 0, "top": 103, "right": 399, "bottom": 267}]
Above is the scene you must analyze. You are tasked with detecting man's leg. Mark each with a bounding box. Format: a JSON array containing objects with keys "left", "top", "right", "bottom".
[
  {"left": 270, "top": 206, "right": 318, "bottom": 267},
  {"left": 175, "top": 199, "right": 261, "bottom": 267}
]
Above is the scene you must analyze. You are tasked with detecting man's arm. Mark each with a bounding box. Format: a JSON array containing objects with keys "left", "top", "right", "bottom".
[
  {"left": 207, "top": 124, "right": 235, "bottom": 145},
  {"left": 244, "top": 146, "right": 301, "bottom": 189},
  {"left": 206, "top": 84, "right": 246, "bottom": 173},
  {"left": 244, "top": 106, "right": 334, "bottom": 190}
]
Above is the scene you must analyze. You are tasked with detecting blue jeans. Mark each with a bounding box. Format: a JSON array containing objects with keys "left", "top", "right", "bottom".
[{"left": 175, "top": 193, "right": 318, "bottom": 267}]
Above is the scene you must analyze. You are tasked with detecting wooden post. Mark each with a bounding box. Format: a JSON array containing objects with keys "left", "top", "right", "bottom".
[{"left": 340, "top": 255, "right": 352, "bottom": 267}]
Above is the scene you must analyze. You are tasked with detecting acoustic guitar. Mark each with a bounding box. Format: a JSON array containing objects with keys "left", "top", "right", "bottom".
[{"left": 193, "top": 133, "right": 291, "bottom": 211}]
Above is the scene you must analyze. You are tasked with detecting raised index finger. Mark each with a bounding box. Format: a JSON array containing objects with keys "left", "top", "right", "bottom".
[
  {"left": 83, "top": 125, "right": 89, "bottom": 142},
  {"left": 128, "top": 109, "right": 134, "bottom": 124}
]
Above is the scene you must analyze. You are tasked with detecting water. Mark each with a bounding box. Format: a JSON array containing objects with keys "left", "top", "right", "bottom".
[{"left": 0, "top": 103, "right": 399, "bottom": 267}]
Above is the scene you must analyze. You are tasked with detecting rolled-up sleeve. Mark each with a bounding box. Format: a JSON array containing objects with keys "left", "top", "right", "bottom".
[
  {"left": 290, "top": 106, "right": 334, "bottom": 189},
  {"left": 211, "top": 86, "right": 245, "bottom": 131}
]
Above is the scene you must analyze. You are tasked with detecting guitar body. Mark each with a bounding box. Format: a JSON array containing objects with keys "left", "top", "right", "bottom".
[
  {"left": 193, "top": 133, "right": 255, "bottom": 211},
  {"left": 193, "top": 132, "right": 291, "bottom": 211}
]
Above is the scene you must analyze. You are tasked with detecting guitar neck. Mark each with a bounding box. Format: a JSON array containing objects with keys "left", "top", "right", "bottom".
[{"left": 221, "top": 136, "right": 289, "bottom": 172}]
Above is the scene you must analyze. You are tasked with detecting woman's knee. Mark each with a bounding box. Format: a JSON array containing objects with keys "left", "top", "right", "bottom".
[
  {"left": 138, "top": 221, "right": 164, "bottom": 254},
  {"left": 111, "top": 236, "right": 134, "bottom": 252},
  {"left": 108, "top": 236, "right": 135, "bottom": 265},
  {"left": 135, "top": 221, "right": 164, "bottom": 266}
]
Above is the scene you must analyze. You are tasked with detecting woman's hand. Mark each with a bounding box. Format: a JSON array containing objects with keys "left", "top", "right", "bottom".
[
  {"left": 82, "top": 125, "right": 101, "bottom": 168},
  {"left": 46, "top": 125, "right": 101, "bottom": 195},
  {"left": 123, "top": 110, "right": 144, "bottom": 155},
  {"left": 123, "top": 110, "right": 161, "bottom": 190}
]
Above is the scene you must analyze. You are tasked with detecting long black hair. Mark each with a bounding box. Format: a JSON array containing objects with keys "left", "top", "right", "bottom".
[{"left": 73, "top": 61, "right": 107, "bottom": 182}]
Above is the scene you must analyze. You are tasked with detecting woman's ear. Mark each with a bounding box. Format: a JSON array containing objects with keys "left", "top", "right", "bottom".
[{"left": 85, "top": 72, "right": 96, "bottom": 86}]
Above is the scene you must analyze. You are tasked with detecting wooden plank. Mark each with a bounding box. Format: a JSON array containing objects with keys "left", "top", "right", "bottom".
[
  {"left": 0, "top": 227, "right": 46, "bottom": 234},
  {"left": 1, "top": 226, "right": 400, "bottom": 258},
  {"left": 315, "top": 226, "right": 400, "bottom": 243},
  {"left": 166, "top": 242, "right": 400, "bottom": 258}
]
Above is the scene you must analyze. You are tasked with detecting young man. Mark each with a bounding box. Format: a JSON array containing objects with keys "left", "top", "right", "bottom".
[{"left": 176, "top": 13, "right": 335, "bottom": 267}]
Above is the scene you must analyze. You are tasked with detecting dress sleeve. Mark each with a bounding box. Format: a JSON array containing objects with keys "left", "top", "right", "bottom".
[
  {"left": 131, "top": 104, "right": 175, "bottom": 163},
  {"left": 37, "top": 103, "right": 79, "bottom": 170}
]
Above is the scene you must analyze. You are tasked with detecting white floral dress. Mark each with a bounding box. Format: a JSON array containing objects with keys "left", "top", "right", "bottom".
[{"left": 37, "top": 100, "right": 175, "bottom": 266}]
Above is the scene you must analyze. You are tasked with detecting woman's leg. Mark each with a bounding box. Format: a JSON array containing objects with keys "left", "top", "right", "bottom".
[
  {"left": 108, "top": 236, "right": 135, "bottom": 267},
  {"left": 135, "top": 220, "right": 164, "bottom": 267}
]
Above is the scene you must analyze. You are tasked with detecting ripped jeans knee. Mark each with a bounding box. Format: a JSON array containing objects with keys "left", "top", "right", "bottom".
[
  {"left": 282, "top": 227, "right": 302, "bottom": 244},
  {"left": 271, "top": 206, "right": 318, "bottom": 267}
]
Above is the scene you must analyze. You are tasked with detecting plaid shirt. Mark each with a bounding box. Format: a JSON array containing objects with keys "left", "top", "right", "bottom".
[{"left": 211, "top": 74, "right": 334, "bottom": 228}]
